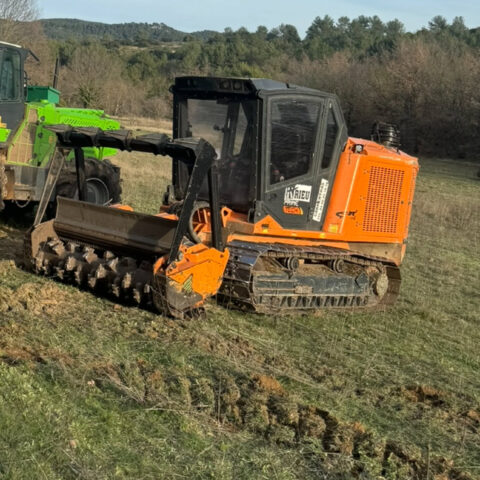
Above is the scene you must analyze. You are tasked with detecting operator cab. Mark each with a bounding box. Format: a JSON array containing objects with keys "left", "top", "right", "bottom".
[
  {"left": 171, "top": 76, "right": 347, "bottom": 230},
  {"left": 0, "top": 41, "right": 28, "bottom": 136}
]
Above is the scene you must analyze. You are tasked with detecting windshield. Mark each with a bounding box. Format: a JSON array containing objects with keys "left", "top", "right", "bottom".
[
  {"left": 177, "top": 97, "right": 256, "bottom": 212},
  {"left": 0, "top": 48, "right": 21, "bottom": 100}
]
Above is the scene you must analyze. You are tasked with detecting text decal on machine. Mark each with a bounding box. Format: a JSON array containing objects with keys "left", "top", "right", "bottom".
[
  {"left": 312, "top": 179, "right": 329, "bottom": 222},
  {"left": 284, "top": 184, "right": 312, "bottom": 205}
]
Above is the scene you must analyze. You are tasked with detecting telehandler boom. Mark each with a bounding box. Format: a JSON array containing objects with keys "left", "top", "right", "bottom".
[{"left": 25, "top": 77, "right": 418, "bottom": 317}]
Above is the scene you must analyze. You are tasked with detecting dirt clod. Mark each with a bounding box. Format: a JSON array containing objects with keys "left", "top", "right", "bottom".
[
  {"left": 298, "top": 406, "right": 327, "bottom": 439},
  {"left": 465, "top": 409, "right": 480, "bottom": 424},
  {"left": 251, "top": 374, "right": 285, "bottom": 396},
  {"left": 269, "top": 395, "right": 299, "bottom": 427},
  {"left": 400, "top": 385, "right": 447, "bottom": 406}
]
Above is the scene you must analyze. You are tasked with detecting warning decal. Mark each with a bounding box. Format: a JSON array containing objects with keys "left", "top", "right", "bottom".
[{"left": 312, "top": 179, "right": 329, "bottom": 222}]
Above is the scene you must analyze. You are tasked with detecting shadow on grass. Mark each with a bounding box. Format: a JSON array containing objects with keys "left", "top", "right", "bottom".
[{"left": 0, "top": 204, "right": 34, "bottom": 264}]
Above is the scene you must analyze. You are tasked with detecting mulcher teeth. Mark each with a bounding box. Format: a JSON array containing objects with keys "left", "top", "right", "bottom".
[
  {"left": 104, "top": 251, "right": 115, "bottom": 260},
  {"left": 111, "top": 276, "right": 122, "bottom": 298},
  {"left": 47, "top": 239, "right": 65, "bottom": 256},
  {"left": 66, "top": 242, "right": 78, "bottom": 253},
  {"left": 122, "top": 272, "right": 133, "bottom": 290},
  {"left": 55, "top": 264, "right": 66, "bottom": 280},
  {"left": 133, "top": 284, "right": 143, "bottom": 304},
  {"left": 32, "top": 237, "right": 155, "bottom": 309},
  {"left": 65, "top": 255, "right": 77, "bottom": 272}
]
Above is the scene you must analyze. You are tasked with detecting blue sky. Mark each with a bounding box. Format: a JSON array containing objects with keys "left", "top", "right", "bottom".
[{"left": 39, "top": 0, "right": 480, "bottom": 36}]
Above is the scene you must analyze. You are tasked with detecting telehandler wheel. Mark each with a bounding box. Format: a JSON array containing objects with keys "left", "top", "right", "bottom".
[{"left": 56, "top": 157, "right": 122, "bottom": 205}]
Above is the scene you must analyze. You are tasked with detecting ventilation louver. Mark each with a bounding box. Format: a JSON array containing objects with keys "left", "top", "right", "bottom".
[{"left": 363, "top": 166, "right": 404, "bottom": 233}]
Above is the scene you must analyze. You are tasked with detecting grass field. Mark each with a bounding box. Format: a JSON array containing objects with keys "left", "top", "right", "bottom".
[{"left": 0, "top": 153, "right": 478, "bottom": 479}]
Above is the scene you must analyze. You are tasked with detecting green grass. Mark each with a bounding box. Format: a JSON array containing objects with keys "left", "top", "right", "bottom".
[{"left": 0, "top": 154, "right": 478, "bottom": 479}]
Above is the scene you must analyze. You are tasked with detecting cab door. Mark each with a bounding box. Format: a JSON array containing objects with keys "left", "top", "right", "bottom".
[
  {"left": 257, "top": 93, "right": 346, "bottom": 232},
  {"left": 0, "top": 46, "right": 26, "bottom": 137}
]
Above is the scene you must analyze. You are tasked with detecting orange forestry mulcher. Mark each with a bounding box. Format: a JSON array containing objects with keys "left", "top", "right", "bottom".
[{"left": 26, "top": 77, "right": 418, "bottom": 317}]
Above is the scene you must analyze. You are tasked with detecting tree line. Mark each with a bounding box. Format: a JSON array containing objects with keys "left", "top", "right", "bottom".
[
  {"left": 2, "top": 8, "right": 480, "bottom": 158},
  {"left": 40, "top": 18, "right": 216, "bottom": 43}
]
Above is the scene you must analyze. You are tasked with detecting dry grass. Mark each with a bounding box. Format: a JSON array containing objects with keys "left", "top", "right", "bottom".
[
  {"left": 0, "top": 154, "right": 478, "bottom": 479},
  {"left": 113, "top": 115, "right": 172, "bottom": 135}
]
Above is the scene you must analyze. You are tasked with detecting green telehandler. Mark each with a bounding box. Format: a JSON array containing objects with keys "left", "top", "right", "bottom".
[{"left": 0, "top": 40, "right": 121, "bottom": 214}]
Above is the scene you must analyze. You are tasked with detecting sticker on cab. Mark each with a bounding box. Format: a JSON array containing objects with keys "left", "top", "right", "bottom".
[
  {"left": 284, "top": 184, "right": 312, "bottom": 205},
  {"left": 283, "top": 205, "right": 303, "bottom": 215},
  {"left": 312, "top": 179, "right": 329, "bottom": 222}
]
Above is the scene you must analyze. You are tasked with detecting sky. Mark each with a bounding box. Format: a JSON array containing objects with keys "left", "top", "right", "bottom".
[{"left": 38, "top": 0, "right": 480, "bottom": 36}]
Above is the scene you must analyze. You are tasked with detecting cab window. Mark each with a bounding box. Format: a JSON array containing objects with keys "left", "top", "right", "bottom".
[
  {"left": 321, "top": 107, "right": 339, "bottom": 169},
  {"left": 0, "top": 49, "right": 21, "bottom": 101},
  {"left": 269, "top": 99, "right": 321, "bottom": 184}
]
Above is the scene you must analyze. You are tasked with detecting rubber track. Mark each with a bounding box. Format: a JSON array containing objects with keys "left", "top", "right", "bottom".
[{"left": 217, "top": 240, "right": 401, "bottom": 314}]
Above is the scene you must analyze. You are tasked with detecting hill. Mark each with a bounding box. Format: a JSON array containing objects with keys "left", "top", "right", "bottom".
[{"left": 40, "top": 18, "right": 217, "bottom": 43}]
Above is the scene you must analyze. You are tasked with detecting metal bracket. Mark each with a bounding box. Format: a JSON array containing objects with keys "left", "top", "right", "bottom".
[{"left": 33, "top": 150, "right": 65, "bottom": 226}]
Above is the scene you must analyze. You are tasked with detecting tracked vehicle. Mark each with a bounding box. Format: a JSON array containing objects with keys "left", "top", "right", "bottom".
[
  {"left": 0, "top": 41, "right": 121, "bottom": 212},
  {"left": 25, "top": 77, "right": 418, "bottom": 317}
]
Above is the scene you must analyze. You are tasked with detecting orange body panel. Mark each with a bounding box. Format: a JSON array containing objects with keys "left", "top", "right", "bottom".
[
  {"left": 189, "top": 138, "right": 418, "bottom": 266},
  {"left": 153, "top": 243, "right": 230, "bottom": 307},
  {"left": 111, "top": 204, "right": 134, "bottom": 212},
  {"left": 322, "top": 138, "right": 418, "bottom": 247}
]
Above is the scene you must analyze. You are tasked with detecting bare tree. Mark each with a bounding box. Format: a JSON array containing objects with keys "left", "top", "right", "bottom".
[
  {"left": 0, "top": 0, "right": 39, "bottom": 42},
  {"left": 0, "top": 0, "right": 53, "bottom": 86},
  {"left": 59, "top": 44, "right": 144, "bottom": 116}
]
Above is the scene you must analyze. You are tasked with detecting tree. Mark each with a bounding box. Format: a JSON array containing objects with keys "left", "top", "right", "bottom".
[
  {"left": 0, "top": 0, "right": 39, "bottom": 41},
  {"left": 60, "top": 43, "right": 137, "bottom": 115},
  {"left": 428, "top": 15, "right": 448, "bottom": 32},
  {"left": 0, "top": 0, "right": 52, "bottom": 86}
]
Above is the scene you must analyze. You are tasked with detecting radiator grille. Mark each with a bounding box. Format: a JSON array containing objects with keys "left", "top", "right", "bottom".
[{"left": 363, "top": 166, "right": 404, "bottom": 233}]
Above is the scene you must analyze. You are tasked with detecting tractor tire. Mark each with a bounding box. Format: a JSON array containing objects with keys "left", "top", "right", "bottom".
[{"left": 55, "top": 158, "right": 122, "bottom": 205}]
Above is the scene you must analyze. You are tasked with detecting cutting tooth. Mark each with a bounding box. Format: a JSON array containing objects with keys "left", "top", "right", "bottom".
[
  {"left": 55, "top": 261, "right": 66, "bottom": 279},
  {"left": 104, "top": 250, "right": 115, "bottom": 261},
  {"left": 46, "top": 239, "right": 60, "bottom": 248},
  {"left": 96, "top": 264, "right": 108, "bottom": 279},
  {"left": 34, "top": 253, "right": 46, "bottom": 272},
  {"left": 133, "top": 282, "right": 144, "bottom": 304},
  {"left": 42, "top": 258, "right": 54, "bottom": 275},
  {"left": 65, "top": 255, "right": 78, "bottom": 272},
  {"left": 106, "top": 257, "right": 119, "bottom": 272},
  {"left": 74, "top": 265, "right": 88, "bottom": 286},
  {"left": 87, "top": 270, "right": 98, "bottom": 289},
  {"left": 133, "top": 290, "right": 141, "bottom": 304},
  {"left": 66, "top": 242, "right": 78, "bottom": 253},
  {"left": 88, "top": 264, "right": 108, "bottom": 290},
  {"left": 122, "top": 272, "right": 133, "bottom": 290},
  {"left": 111, "top": 274, "right": 123, "bottom": 298},
  {"left": 52, "top": 243, "right": 65, "bottom": 256},
  {"left": 47, "top": 239, "right": 65, "bottom": 256},
  {"left": 34, "top": 258, "right": 43, "bottom": 272},
  {"left": 83, "top": 249, "right": 98, "bottom": 264}
]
